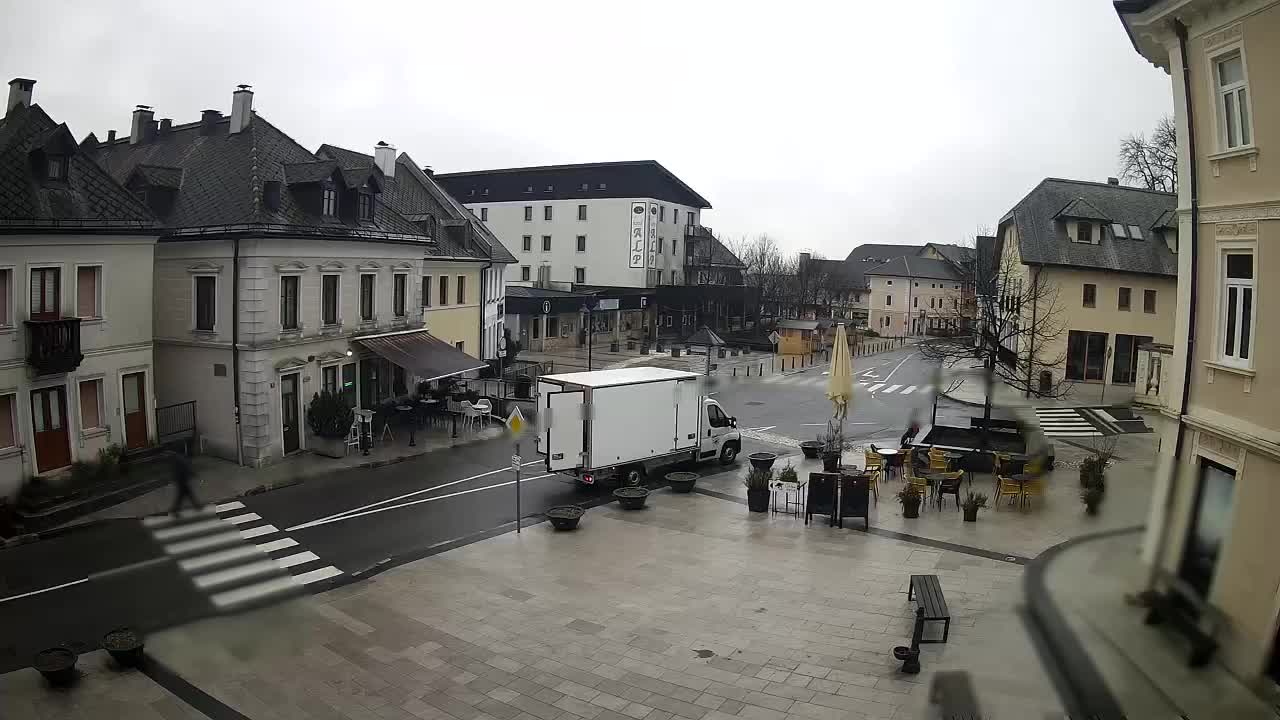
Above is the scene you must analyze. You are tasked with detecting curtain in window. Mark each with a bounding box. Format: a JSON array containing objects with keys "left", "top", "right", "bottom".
[
  {"left": 77, "top": 267, "right": 98, "bottom": 317},
  {"left": 79, "top": 379, "right": 101, "bottom": 429},
  {"left": 0, "top": 269, "right": 8, "bottom": 325},
  {"left": 0, "top": 395, "right": 14, "bottom": 448}
]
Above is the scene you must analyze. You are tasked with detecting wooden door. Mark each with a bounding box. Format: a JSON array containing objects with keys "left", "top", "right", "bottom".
[
  {"left": 31, "top": 386, "right": 71, "bottom": 472},
  {"left": 30, "top": 268, "right": 60, "bottom": 320},
  {"left": 281, "top": 373, "right": 300, "bottom": 454},
  {"left": 122, "top": 372, "right": 148, "bottom": 450}
]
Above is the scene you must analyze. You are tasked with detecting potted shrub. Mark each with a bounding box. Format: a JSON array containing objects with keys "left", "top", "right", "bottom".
[
  {"left": 897, "top": 486, "right": 923, "bottom": 519},
  {"left": 820, "top": 429, "right": 848, "bottom": 472},
  {"left": 34, "top": 647, "right": 77, "bottom": 686},
  {"left": 961, "top": 492, "right": 988, "bottom": 522},
  {"left": 748, "top": 451, "right": 778, "bottom": 471},
  {"left": 103, "top": 627, "right": 144, "bottom": 668},
  {"left": 640, "top": 343, "right": 650, "bottom": 355},
  {"left": 307, "top": 391, "right": 354, "bottom": 458},
  {"left": 666, "top": 471, "right": 698, "bottom": 493},
  {"left": 1081, "top": 484, "right": 1104, "bottom": 516},
  {"left": 610, "top": 341, "right": 620, "bottom": 352},
  {"left": 744, "top": 467, "right": 772, "bottom": 512},
  {"left": 613, "top": 486, "right": 650, "bottom": 510},
  {"left": 799, "top": 438, "right": 823, "bottom": 459},
  {"left": 547, "top": 505, "right": 584, "bottom": 530},
  {"left": 671, "top": 347, "right": 681, "bottom": 358}
]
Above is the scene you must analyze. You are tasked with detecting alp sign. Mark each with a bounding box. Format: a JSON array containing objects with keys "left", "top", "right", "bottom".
[{"left": 629, "top": 202, "right": 646, "bottom": 268}]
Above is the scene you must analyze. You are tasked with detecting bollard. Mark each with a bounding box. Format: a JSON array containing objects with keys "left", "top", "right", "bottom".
[
  {"left": 733, "top": 367, "right": 737, "bottom": 377},
  {"left": 758, "top": 362, "right": 763, "bottom": 375}
]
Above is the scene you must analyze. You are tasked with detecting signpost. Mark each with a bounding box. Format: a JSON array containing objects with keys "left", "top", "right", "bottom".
[
  {"left": 768, "top": 330, "right": 781, "bottom": 352},
  {"left": 506, "top": 406, "right": 527, "bottom": 532}
]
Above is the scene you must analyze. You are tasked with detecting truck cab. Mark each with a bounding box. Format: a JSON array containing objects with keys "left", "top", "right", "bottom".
[{"left": 698, "top": 398, "right": 741, "bottom": 465}]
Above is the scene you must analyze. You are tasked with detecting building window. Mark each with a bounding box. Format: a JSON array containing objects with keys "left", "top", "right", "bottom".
[
  {"left": 1221, "top": 252, "right": 1254, "bottom": 365},
  {"left": 480, "top": 207, "right": 488, "bottom": 222},
  {"left": 455, "top": 341, "right": 465, "bottom": 353},
  {"left": 544, "top": 206, "right": 553, "bottom": 221},
  {"left": 434, "top": 275, "right": 447, "bottom": 306},
  {"left": 358, "top": 193, "right": 374, "bottom": 221},
  {"left": 0, "top": 268, "right": 10, "bottom": 327},
  {"left": 524, "top": 206, "right": 532, "bottom": 221},
  {"left": 322, "top": 274, "right": 340, "bottom": 325},
  {"left": 674, "top": 209, "right": 680, "bottom": 225},
  {"left": 1143, "top": 289, "right": 1156, "bottom": 314},
  {"left": 658, "top": 237, "right": 664, "bottom": 254},
  {"left": 670, "top": 270, "right": 676, "bottom": 284},
  {"left": 457, "top": 275, "right": 466, "bottom": 304},
  {"left": 1083, "top": 283, "right": 1096, "bottom": 308},
  {"left": 659, "top": 206, "right": 665, "bottom": 221},
  {"left": 194, "top": 275, "right": 216, "bottom": 331},
  {"left": 885, "top": 295, "right": 892, "bottom": 307},
  {"left": 76, "top": 265, "right": 102, "bottom": 318},
  {"left": 952, "top": 298, "right": 958, "bottom": 309},
  {"left": 576, "top": 235, "right": 586, "bottom": 252},
  {"left": 340, "top": 363, "right": 356, "bottom": 408},
  {"left": 1214, "top": 51, "right": 1252, "bottom": 149},
  {"left": 360, "top": 274, "right": 375, "bottom": 321},
  {"left": 321, "top": 365, "right": 338, "bottom": 396},
  {"left": 79, "top": 378, "right": 103, "bottom": 430},
  {"left": 47, "top": 155, "right": 67, "bottom": 181},
  {"left": 521, "top": 266, "right": 531, "bottom": 282},
  {"left": 672, "top": 238, "right": 677, "bottom": 256},
  {"left": 913, "top": 297, "right": 918, "bottom": 308},
  {"left": 578, "top": 205, "right": 587, "bottom": 221},
  {"left": 421, "top": 276, "right": 431, "bottom": 308},
  {"left": 280, "top": 275, "right": 300, "bottom": 330},
  {"left": 0, "top": 393, "right": 15, "bottom": 449},
  {"left": 1118, "top": 287, "right": 1131, "bottom": 311},
  {"left": 521, "top": 235, "right": 532, "bottom": 252},
  {"left": 886, "top": 280, "right": 893, "bottom": 286},
  {"left": 598, "top": 183, "right": 607, "bottom": 190},
  {"left": 524, "top": 186, "right": 533, "bottom": 194},
  {"left": 542, "top": 235, "right": 552, "bottom": 252},
  {"left": 393, "top": 274, "right": 407, "bottom": 317},
  {"left": 1075, "top": 222, "right": 1092, "bottom": 244},
  {"left": 1182, "top": 459, "right": 1236, "bottom": 596},
  {"left": 322, "top": 187, "right": 337, "bottom": 217},
  {"left": 930, "top": 297, "right": 935, "bottom": 309},
  {"left": 1066, "top": 330, "right": 1108, "bottom": 381},
  {"left": 30, "top": 267, "right": 59, "bottom": 319},
  {"left": 575, "top": 267, "right": 585, "bottom": 284}
]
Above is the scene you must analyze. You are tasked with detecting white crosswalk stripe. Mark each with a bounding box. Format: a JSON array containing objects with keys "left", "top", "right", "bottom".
[
  {"left": 1035, "top": 408, "right": 1102, "bottom": 437},
  {"left": 142, "top": 502, "right": 345, "bottom": 613},
  {"left": 883, "top": 384, "right": 902, "bottom": 394},
  {"left": 732, "top": 373, "right": 935, "bottom": 397},
  {"left": 902, "top": 385, "right": 917, "bottom": 395},
  {"left": 868, "top": 384, "right": 885, "bottom": 392}
]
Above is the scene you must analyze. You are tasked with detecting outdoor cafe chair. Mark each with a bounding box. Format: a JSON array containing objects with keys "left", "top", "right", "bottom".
[
  {"left": 995, "top": 474, "right": 1023, "bottom": 509},
  {"left": 928, "top": 447, "right": 950, "bottom": 472},
  {"left": 934, "top": 471, "right": 964, "bottom": 510},
  {"left": 459, "top": 401, "right": 484, "bottom": 433},
  {"left": 903, "top": 460, "right": 930, "bottom": 505},
  {"left": 472, "top": 398, "right": 493, "bottom": 427}
]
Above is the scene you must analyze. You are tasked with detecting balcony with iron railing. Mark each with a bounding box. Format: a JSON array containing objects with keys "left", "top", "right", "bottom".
[
  {"left": 25, "top": 317, "right": 84, "bottom": 375},
  {"left": 684, "top": 224, "right": 715, "bottom": 240}
]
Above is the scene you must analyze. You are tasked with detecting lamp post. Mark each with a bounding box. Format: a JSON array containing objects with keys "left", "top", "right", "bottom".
[{"left": 580, "top": 301, "right": 596, "bottom": 371}]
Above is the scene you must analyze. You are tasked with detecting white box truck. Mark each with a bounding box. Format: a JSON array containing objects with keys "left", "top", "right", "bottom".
[{"left": 536, "top": 367, "right": 741, "bottom": 486}]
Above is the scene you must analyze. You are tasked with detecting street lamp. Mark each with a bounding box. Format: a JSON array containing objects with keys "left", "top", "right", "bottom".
[{"left": 579, "top": 301, "right": 596, "bottom": 371}]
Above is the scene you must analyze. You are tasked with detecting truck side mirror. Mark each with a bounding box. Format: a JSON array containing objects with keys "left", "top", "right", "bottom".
[{"left": 730, "top": 417, "right": 738, "bottom": 427}]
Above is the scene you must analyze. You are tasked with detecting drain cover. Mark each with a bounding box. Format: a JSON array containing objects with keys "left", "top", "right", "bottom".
[{"left": 745, "top": 401, "right": 764, "bottom": 406}]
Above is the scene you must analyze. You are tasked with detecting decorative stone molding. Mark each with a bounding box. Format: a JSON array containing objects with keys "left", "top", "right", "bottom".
[
  {"left": 1215, "top": 221, "right": 1258, "bottom": 239},
  {"left": 317, "top": 260, "right": 346, "bottom": 272},
  {"left": 391, "top": 261, "right": 415, "bottom": 272},
  {"left": 274, "top": 260, "right": 308, "bottom": 273},
  {"left": 274, "top": 356, "right": 308, "bottom": 371},
  {"left": 1204, "top": 23, "right": 1243, "bottom": 50},
  {"left": 357, "top": 261, "right": 382, "bottom": 272},
  {"left": 314, "top": 351, "right": 346, "bottom": 363},
  {"left": 1200, "top": 204, "right": 1280, "bottom": 223},
  {"left": 1197, "top": 430, "right": 1242, "bottom": 465},
  {"left": 186, "top": 261, "right": 223, "bottom": 274}
]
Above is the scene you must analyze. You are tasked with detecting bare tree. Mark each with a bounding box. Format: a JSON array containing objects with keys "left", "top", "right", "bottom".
[
  {"left": 1118, "top": 115, "right": 1177, "bottom": 193},
  {"left": 917, "top": 247, "right": 1070, "bottom": 447}
]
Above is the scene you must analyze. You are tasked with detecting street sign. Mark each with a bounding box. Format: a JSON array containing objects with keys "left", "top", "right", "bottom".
[
  {"left": 596, "top": 298, "right": 619, "bottom": 311},
  {"left": 505, "top": 405, "right": 527, "bottom": 436},
  {"left": 768, "top": 331, "right": 781, "bottom": 345},
  {"left": 542, "top": 300, "right": 551, "bottom": 314},
  {"left": 497, "top": 347, "right": 507, "bottom": 358},
  {"left": 511, "top": 454, "right": 521, "bottom": 470}
]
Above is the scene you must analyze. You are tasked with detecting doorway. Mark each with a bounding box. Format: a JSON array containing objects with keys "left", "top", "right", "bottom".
[
  {"left": 280, "top": 373, "right": 300, "bottom": 454},
  {"left": 1112, "top": 334, "right": 1154, "bottom": 385},
  {"left": 31, "top": 386, "right": 71, "bottom": 472},
  {"left": 1179, "top": 458, "right": 1236, "bottom": 599},
  {"left": 122, "top": 371, "right": 149, "bottom": 450}
]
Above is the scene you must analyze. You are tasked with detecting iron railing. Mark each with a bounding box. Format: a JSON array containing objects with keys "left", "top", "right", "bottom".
[
  {"left": 156, "top": 400, "right": 197, "bottom": 451},
  {"left": 25, "top": 318, "right": 83, "bottom": 375}
]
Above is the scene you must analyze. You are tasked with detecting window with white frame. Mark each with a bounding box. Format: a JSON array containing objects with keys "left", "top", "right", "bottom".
[
  {"left": 0, "top": 393, "right": 15, "bottom": 449},
  {"left": 480, "top": 207, "right": 488, "bottom": 222},
  {"left": 322, "top": 186, "right": 338, "bottom": 217},
  {"left": 322, "top": 274, "right": 340, "bottom": 325},
  {"left": 76, "top": 265, "right": 102, "bottom": 318},
  {"left": 524, "top": 206, "right": 532, "bottom": 221},
  {"left": 577, "top": 204, "right": 587, "bottom": 221},
  {"left": 575, "top": 267, "right": 585, "bottom": 284},
  {"left": 360, "top": 274, "right": 375, "bottom": 321},
  {"left": 79, "top": 378, "right": 104, "bottom": 431},
  {"left": 322, "top": 365, "right": 339, "bottom": 396},
  {"left": 0, "top": 268, "right": 11, "bottom": 327},
  {"left": 421, "top": 275, "right": 431, "bottom": 308},
  {"left": 280, "top": 275, "right": 300, "bottom": 330},
  {"left": 1214, "top": 51, "right": 1252, "bottom": 150},
  {"left": 393, "top": 273, "right": 408, "bottom": 317},
  {"left": 1220, "top": 251, "right": 1254, "bottom": 366},
  {"left": 194, "top": 275, "right": 216, "bottom": 331},
  {"left": 522, "top": 235, "right": 532, "bottom": 252}
]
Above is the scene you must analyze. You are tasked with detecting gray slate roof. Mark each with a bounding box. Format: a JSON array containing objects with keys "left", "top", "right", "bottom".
[
  {"left": 0, "top": 103, "right": 156, "bottom": 230},
  {"left": 840, "top": 243, "right": 927, "bottom": 289},
  {"left": 925, "top": 243, "right": 974, "bottom": 268},
  {"left": 1002, "top": 178, "right": 1176, "bottom": 277},
  {"left": 863, "top": 256, "right": 961, "bottom": 282}
]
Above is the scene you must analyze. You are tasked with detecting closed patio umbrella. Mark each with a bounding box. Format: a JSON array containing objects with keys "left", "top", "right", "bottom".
[{"left": 826, "top": 323, "right": 854, "bottom": 420}]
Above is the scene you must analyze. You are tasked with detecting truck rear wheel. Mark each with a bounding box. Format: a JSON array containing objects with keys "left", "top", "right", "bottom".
[
  {"left": 621, "top": 466, "right": 645, "bottom": 487},
  {"left": 719, "top": 442, "right": 739, "bottom": 465}
]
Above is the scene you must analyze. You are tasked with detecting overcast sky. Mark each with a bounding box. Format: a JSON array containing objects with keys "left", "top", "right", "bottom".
[{"left": 2, "top": 0, "right": 1171, "bottom": 259}]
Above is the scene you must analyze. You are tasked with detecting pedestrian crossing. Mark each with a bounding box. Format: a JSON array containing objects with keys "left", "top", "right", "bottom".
[
  {"left": 143, "top": 502, "right": 343, "bottom": 613},
  {"left": 741, "top": 372, "right": 932, "bottom": 396},
  {"left": 1034, "top": 408, "right": 1103, "bottom": 438}
]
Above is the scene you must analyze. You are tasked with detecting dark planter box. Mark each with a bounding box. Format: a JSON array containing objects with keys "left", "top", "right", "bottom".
[
  {"left": 963, "top": 508, "right": 978, "bottom": 522},
  {"left": 666, "top": 471, "right": 698, "bottom": 493},
  {"left": 748, "top": 452, "right": 777, "bottom": 471},
  {"left": 103, "top": 628, "right": 144, "bottom": 668},
  {"left": 901, "top": 499, "right": 922, "bottom": 518},
  {"left": 627, "top": 340, "right": 637, "bottom": 350},
  {"left": 610, "top": 342, "right": 620, "bottom": 352},
  {"left": 613, "top": 487, "right": 650, "bottom": 510},
  {"left": 800, "top": 441, "right": 823, "bottom": 459},
  {"left": 547, "top": 505, "right": 584, "bottom": 530},
  {"left": 671, "top": 348, "right": 681, "bottom": 358},
  {"left": 746, "top": 489, "right": 770, "bottom": 512},
  {"left": 822, "top": 451, "right": 841, "bottom": 472},
  {"left": 34, "top": 647, "right": 77, "bottom": 686}
]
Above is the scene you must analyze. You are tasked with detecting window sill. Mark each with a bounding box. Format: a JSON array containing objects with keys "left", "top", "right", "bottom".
[
  {"left": 1208, "top": 145, "right": 1258, "bottom": 174},
  {"left": 81, "top": 427, "right": 108, "bottom": 440},
  {"left": 81, "top": 317, "right": 105, "bottom": 326},
  {"left": 0, "top": 445, "right": 21, "bottom": 460},
  {"left": 319, "top": 324, "right": 343, "bottom": 334},
  {"left": 191, "top": 329, "right": 218, "bottom": 338},
  {"left": 1204, "top": 360, "right": 1254, "bottom": 378}
]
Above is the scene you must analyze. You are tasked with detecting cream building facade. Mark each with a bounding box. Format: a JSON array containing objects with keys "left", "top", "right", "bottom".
[{"left": 1119, "top": 0, "right": 1280, "bottom": 691}]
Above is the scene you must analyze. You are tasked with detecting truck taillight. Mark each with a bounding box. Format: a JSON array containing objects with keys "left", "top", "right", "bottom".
[{"left": 582, "top": 473, "right": 594, "bottom": 485}]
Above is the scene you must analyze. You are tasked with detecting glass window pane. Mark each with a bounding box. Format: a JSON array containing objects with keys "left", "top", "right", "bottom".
[
  {"left": 1218, "top": 55, "right": 1243, "bottom": 86},
  {"left": 0, "top": 395, "right": 13, "bottom": 448},
  {"left": 1111, "top": 223, "right": 1127, "bottom": 238},
  {"left": 1238, "top": 88, "right": 1250, "bottom": 145},
  {"left": 1240, "top": 288, "right": 1252, "bottom": 360},
  {"left": 1225, "top": 287, "right": 1237, "bottom": 356},
  {"left": 49, "top": 390, "right": 62, "bottom": 429},
  {"left": 79, "top": 380, "right": 101, "bottom": 429},
  {"left": 123, "top": 375, "right": 140, "bottom": 414},
  {"left": 77, "top": 267, "right": 98, "bottom": 317},
  {"left": 32, "top": 393, "right": 46, "bottom": 432},
  {"left": 1127, "top": 225, "right": 1143, "bottom": 240},
  {"left": 1226, "top": 254, "right": 1252, "bottom": 279},
  {"left": 1225, "top": 92, "right": 1238, "bottom": 147}
]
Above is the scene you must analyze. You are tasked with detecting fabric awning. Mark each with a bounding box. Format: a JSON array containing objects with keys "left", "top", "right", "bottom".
[{"left": 353, "top": 329, "right": 488, "bottom": 382}]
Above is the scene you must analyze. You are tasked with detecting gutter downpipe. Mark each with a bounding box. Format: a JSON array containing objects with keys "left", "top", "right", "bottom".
[
  {"left": 1026, "top": 265, "right": 1041, "bottom": 398},
  {"left": 232, "top": 237, "right": 243, "bottom": 467},
  {"left": 1147, "top": 18, "right": 1200, "bottom": 591}
]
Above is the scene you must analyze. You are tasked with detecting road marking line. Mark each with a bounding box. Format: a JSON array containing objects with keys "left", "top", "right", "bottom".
[
  {"left": 224, "top": 513, "right": 262, "bottom": 525},
  {"left": 211, "top": 575, "right": 300, "bottom": 610},
  {"left": 295, "top": 566, "right": 344, "bottom": 585},
  {"left": 884, "top": 384, "right": 902, "bottom": 394},
  {"left": 163, "top": 530, "right": 243, "bottom": 556},
  {"left": 179, "top": 545, "right": 262, "bottom": 573},
  {"left": 238, "top": 524, "right": 279, "bottom": 540},
  {"left": 868, "top": 384, "right": 885, "bottom": 392},
  {"left": 881, "top": 352, "right": 916, "bottom": 383},
  {"left": 255, "top": 538, "right": 298, "bottom": 553},
  {"left": 741, "top": 426, "right": 776, "bottom": 432},
  {"left": 902, "top": 385, "right": 917, "bottom": 394},
  {"left": 288, "top": 474, "right": 557, "bottom": 532},
  {"left": 194, "top": 560, "right": 281, "bottom": 590},
  {"left": 215, "top": 501, "right": 245, "bottom": 512},
  {"left": 276, "top": 551, "right": 320, "bottom": 569},
  {"left": 0, "top": 577, "right": 88, "bottom": 604},
  {"left": 152, "top": 518, "right": 224, "bottom": 541}
]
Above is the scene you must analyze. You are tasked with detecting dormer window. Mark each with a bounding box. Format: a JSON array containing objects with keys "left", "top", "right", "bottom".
[
  {"left": 1075, "top": 221, "right": 1092, "bottom": 244},
  {"left": 47, "top": 155, "right": 67, "bottom": 181},
  {"left": 358, "top": 192, "right": 374, "bottom": 221},
  {"left": 322, "top": 186, "right": 338, "bottom": 217}
]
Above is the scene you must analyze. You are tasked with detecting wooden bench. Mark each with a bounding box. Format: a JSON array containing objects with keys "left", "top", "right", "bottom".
[
  {"left": 908, "top": 574, "right": 951, "bottom": 644},
  {"left": 1144, "top": 569, "right": 1222, "bottom": 667}
]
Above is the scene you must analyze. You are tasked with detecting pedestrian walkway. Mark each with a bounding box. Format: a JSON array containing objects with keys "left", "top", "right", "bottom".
[
  {"left": 142, "top": 502, "right": 343, "bottom": 612},
  {"left": 1034, "top": 408, "right": 1103, "bottom": 438},
  {"left": 726, "top": 370, "right": 933, "bottom": 397}
]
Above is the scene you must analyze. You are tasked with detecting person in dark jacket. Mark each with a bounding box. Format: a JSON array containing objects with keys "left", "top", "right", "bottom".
[{"left": 169, "top": 454, "right": 201, "bottom": 514}]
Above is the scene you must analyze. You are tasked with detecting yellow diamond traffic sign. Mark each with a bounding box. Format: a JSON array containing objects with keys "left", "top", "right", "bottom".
[{"left": 505, "top": 406, "right": 527, "bottom": 437}]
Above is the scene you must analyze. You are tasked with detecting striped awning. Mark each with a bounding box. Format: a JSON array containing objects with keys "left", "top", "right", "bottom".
[{"left": 352, "top": 329, "right": 487, "bottom": 382}]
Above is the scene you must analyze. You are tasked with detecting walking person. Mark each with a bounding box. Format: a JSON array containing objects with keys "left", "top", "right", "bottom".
[{"left": 169, "top": 453, "right": 202, "bottom": 515}]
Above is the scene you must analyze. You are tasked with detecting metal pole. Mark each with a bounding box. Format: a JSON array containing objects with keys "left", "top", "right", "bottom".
[
  {"left": 587, "top": 308, "right": 593, "bottom": 371},
  {"left": 515, "top": 440, "right": 521, "bottom": 533}
]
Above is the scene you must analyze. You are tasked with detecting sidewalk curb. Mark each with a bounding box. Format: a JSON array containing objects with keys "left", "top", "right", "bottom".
[{"left": 940, "top": 390, "right": 986, "bottom": 408}]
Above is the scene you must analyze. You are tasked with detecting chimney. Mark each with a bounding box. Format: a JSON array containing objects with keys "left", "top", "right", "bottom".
[
  {"left": 200, "top": 109, "right": 221, "bottom": 135},
  {"left": 374, "top": 141, "right": 396, "bottom": 178},
  {"left": 130, "top": 105, "right": 154, "bottom": 144},
  {"left": 1107, "top": 177, "right": 1119, "bottom": 185},
  {"left": 229, "top": 84, "right": 253, "bottom": 135},
  {"left": 798, "top": 252, "right": 811, "bottom": 267},
  {"left": 159, "top": 118, "right": 172, "bottom": 134},
  {"left": 107, "top": 130, "right": 117, "bottom": 143},
  {"left": 422, "top": 166, "right": 434, "bottom": 177},
  {"left": 6, "top": 78, "right": 34, "bottom": 116}
]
